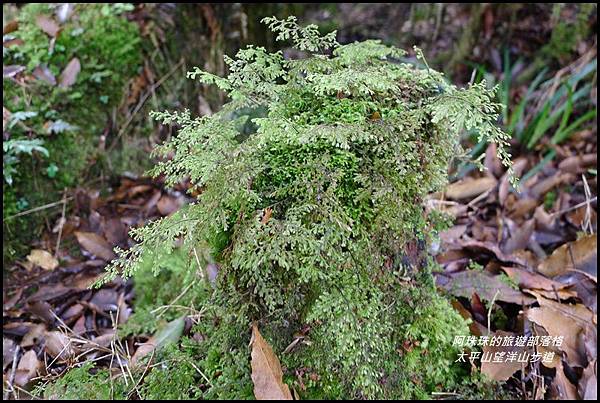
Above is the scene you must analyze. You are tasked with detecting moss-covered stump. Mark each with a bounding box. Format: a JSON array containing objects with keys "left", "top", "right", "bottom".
[
  {"left": 3, "top": 4, "right": 142, "bottom": 262},
  {"left": 96, "top": 17, "right": 515, "bottom": 399}
]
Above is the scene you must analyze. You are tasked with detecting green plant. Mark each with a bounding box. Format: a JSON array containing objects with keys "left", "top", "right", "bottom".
[
  {"left": 3, "top": 138, "right": 49, "bottom": 185},
  {"left": 38, "top": 362, "right": 128, "bottom": 400},
  {"left": 138, "top": 341, "right": 204, "bottom": 400},
  {"left": 3, "top": 3, "right": 142, "bottom": 263},
  {"left": 501, "top": 54, "right": 596, "bottom": 149},
  {"left": 462, "top": 50, "right": 596, "bottom": 184},
  {"left": 102, "top": 16, "right": 514, "bottom": 398},
  {"left": 119, "top": 247, "right": 207, "bottom": 337}
]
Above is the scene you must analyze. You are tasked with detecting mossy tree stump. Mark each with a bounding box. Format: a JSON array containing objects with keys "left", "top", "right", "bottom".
[{"left": 104, "top": 17, "right": 513, "bottom": 399}]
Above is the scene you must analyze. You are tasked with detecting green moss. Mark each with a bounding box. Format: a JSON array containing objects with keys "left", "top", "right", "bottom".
[
  {"left": 3, "top": 3, "right": 142, "bottom": 264},
  {"left": 120, "top": 247, "right": 207, "bottom": 337},
  {"left": 39, "top": 362, "right": 128, "bottom": 400},
  {"left": 542, "top": 3, "right": 595, "bottom": 62},
  {"left": 102, "top": 17, "right": 515, "bottom": 399},
  {"left": 139, "top": 341, "right": 204, "bottom": 400}
]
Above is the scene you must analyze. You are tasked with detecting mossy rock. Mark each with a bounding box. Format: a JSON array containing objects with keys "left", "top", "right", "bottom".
[{"left": 3, "top": 3, "right": 142, "bottom": 264}]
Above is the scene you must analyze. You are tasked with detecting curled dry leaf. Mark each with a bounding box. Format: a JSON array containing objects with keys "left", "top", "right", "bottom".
[
  {"left": 537, "top": 234, "right": 597, "bottom": 278},
  {"left": 74, "top": 231, "right": 116, "bottom": 261},
  {"left": 456, "top": 239, "right": 529, "bottom": 267},
  {"left": 250, "top": 323, "right": 293, "bottom": 400},
  {"left": 14, "top": 349, "right": 42, "bottom": 387},
  {"left": 26, "top": 249, "right": 59, "bottom": 271},
  {"left": 3, "top": 65, "right": 25, "bottom": 78},
  {"left": 450, "top": 300, "right": 487, "bottom": 336},
  {"left": 444, "top": 176, "right": 497, "bottom": 200},
  {"left": 481, "top": 330, "right": 526, "bottom": 381},
  {"left": 33, "top": 64, "right": 57, "bottom": 85},
  {"left": 58, "top": 57, "right": 81, "bottom": 88}
]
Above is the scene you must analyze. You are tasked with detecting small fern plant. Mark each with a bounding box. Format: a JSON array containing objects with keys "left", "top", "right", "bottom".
[{"left": 102, "top": 16, "right": 514, "bottom": 398}]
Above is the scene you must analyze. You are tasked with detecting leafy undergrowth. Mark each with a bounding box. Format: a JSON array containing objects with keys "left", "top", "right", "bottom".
[
  {"left": 3, "top": 3, "right": 142, "bottom": 264},
  {"left": 3, "top": 7, "right": 597, "bottom": 402},
  {"left": 97, "top": 15, "right": 519, "bottom": 399}
]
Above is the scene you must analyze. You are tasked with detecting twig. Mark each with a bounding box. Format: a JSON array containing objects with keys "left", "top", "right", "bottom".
[
  {"left": 4, "top": 197, "right": 73, "bottom": 220},
  {"left": 152, "top": 281, "right": 195, "bottom": 318},
  {"left": 487, "top": 289, "right": 500, "bottom": 336},
  {"left": 4, "top": 344, "right": 20, "bottom": 400},
  {"left": 467, "top": 187, "right": 493, "bottom": 207},
  {"left": 581, "top": 174, "right": 594, "bottom": 234},
  {"left": 128, "top": 349, "right": 156, "bottom": 399},
  {"left": 54, "top": 188, "right": 68, "bottom": 258},
  {"left": 187, "top": 359, "right": 212, "bottom": 386},
  {"left": 550, "top": 196, "right": 596, "bottom": 217},
  {"left": 10, "top": 384, "right": 42, "bottom": 400},
  {"left": 107, "top": 58, "right": 185, "bottom": 153}
]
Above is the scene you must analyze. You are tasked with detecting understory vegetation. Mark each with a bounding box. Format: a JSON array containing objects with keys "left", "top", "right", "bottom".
[
  {"left": 3, "top": 3, "right": 142, "bottom": 262},
  {"left": 3, "top": 4, "right": 595, "bottom": 401},
  {"left": 93, "top": 17, "right": 516, "bottom": 399}
]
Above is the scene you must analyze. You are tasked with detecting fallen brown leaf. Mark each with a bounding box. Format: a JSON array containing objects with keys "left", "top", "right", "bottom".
[
  {"left": 537, "top": 234, "right": 597, "bottom": 278},
  {"left": 250, "top": 323, "right": 293, "bottom": 400},
  {"left": 435, "top": 270, "right": 535, "bottom": 305},
  {"left": 35, "top": 15, "right": 60, "bottom": 37},
  {"left": 14, "top": 350, "right": 42, "bottom": 387},
  {"left": 445, "top": 176, "right": 497, "bottom": 200},
  {"left": 3, "top": 20, "right": 18, "bottom": 35},
  {"left": 527, "top": 294, "right": 594, "bottom": 368},
  {"left": 558, "top": 153, "right": 597, "bottom": 174},
  {"left": 26, "top": 249, "right": 59, "bottom": 271},
  {"left": 481, "top": 330, "right": 526, "bottom": 381},
  {"left": 579, "top": 360, "right": 597, "bottom": 400},
  {"left": 27, "top": 283, "right": 72, "bottom": 302},
  {"left": 3, "top": 338, "right": 17, "bottom": 370},
  {"left": 502, "top": 219, "right": 535, "bottom": 254},
  {"left": 58, "top": 57, "right": 81, "bottom": 88},
  {"left": 261, "top": 207, "right": 273, "bottom": 225},
  {"left": 131, "top": 316, "right": 185, "bottom": 366},
  {"left": 500, "top": 266, "right": 577, "bottom": 300},
  {"left": 157, "top": 195, "right": 182, "bottom": 216},
  {"left": 44, "top": 331, "right": 75, "bottom": 360},
  {"left": 20, "top": 324, "right": 48, "bottom": 348},
  {"left": 74, "top": 231, "right": 116, "bottom": 261},
  {"left": 551, "top": 361, "right": 579, "bottom": 400},
  {"left": 26, "top": 301, "right": 55, "bottom": 323}
]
